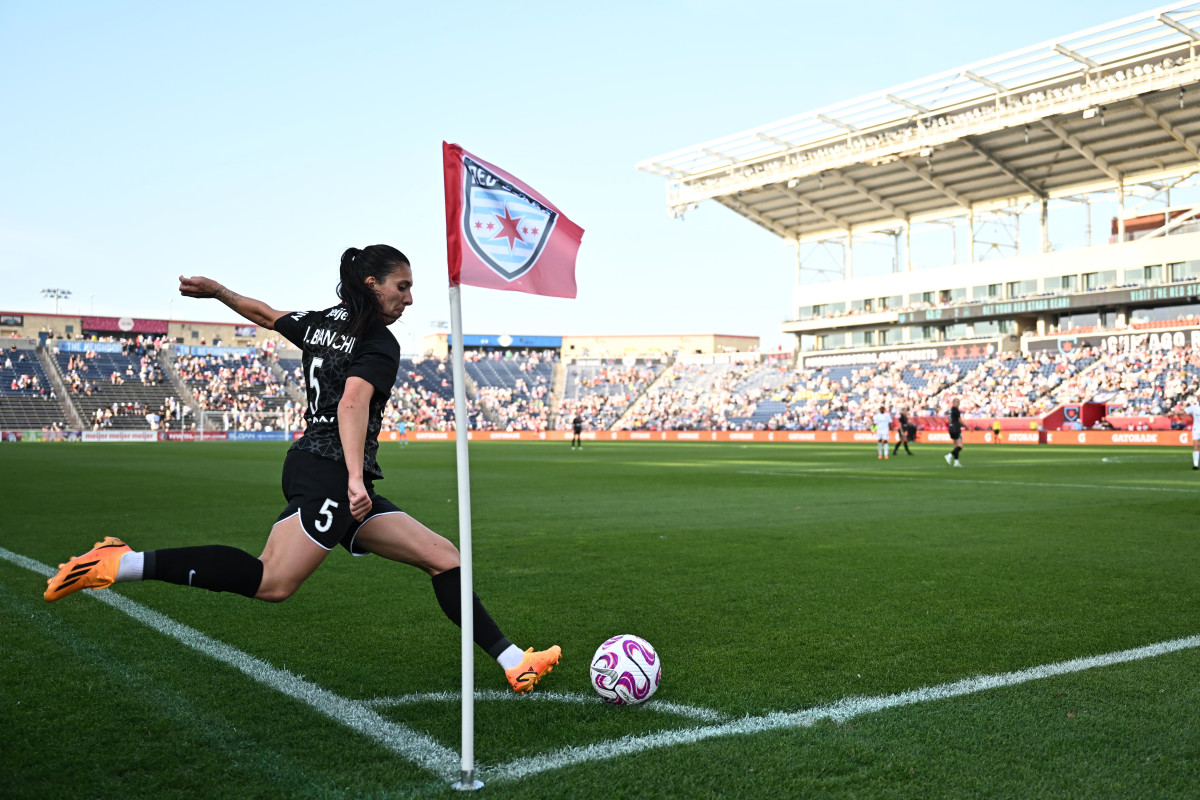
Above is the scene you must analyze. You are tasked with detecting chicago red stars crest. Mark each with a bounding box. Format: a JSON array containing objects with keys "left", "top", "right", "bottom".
[{"left": 461, "top": 156, "right": 559, "bottom": 282}]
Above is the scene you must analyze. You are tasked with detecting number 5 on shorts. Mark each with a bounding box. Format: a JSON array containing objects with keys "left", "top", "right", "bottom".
[{"left": 315, "top": 498, "right": 339, "bottom": 532}]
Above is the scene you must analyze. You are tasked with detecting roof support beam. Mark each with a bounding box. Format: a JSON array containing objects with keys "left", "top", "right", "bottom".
[
  {"left": 700, "top": 147, "right": 739, "bottom": 164},
  {"left": 897, "top": 158, "right": 972, "bottom": 210},
  {"left": 963, "top": 70, "right": 1007, "bottom": 93},
  {"left": 816, "top": 113, "right": 857, "bottom": 132},
  {"left": 962, "top": 136, "right": 1046, "bottom": 199},
  {"left": 885, "top": 94, "right": 929, "bottom": 114},
  {"left": 1131, "top": 96, "right": 1200, "bottom": 162},
  {"left": 780, "top": 187, "right": 849, "bottom": 230},
  {"left": 1038, "top": 118, "right": 1123, "bottom": 182},
  {"left": 1158, "top": 13, "right": 1200, "bottom": 40},
  {"left": 755, "top": 132, "right": 795, "bottom": 150},
  {"left": 715, "top": 195, "right": 793, "bottom": 239},
  {"left": 827, "top": 169, "right": 910, "bottom": 223},
  {"left": 1054, "top": 43, "right": 1100, "bottom": 70}
]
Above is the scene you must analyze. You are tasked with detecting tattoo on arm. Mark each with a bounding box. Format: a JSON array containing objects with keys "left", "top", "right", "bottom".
[
  {"left": 215, "top": 287, "right": 246, "bottom": 308},
  {"left": 214, "top": 286, "right": 273, "bottom": 327}
]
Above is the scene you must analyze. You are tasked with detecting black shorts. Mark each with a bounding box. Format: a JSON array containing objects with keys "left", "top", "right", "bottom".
[
  {"left": 948, "top": 426, "right": 962, "bottom": 440},
  {"left": 275, "top": 449, "right": 404, "bottom": 555}
]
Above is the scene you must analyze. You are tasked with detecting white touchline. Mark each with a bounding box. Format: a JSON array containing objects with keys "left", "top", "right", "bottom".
[
  {"left": 484, "top": 632, "right": 1200, "bottom": 782},
  {"left": 0, "top": 546, "right": 459, "bottom": 779}
]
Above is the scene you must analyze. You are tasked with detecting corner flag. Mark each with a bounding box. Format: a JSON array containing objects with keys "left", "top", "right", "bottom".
[
  {"left": 443, "top": 141, "right": 583, "bottom": 298},
  {"left": 441, "top": 142, "right": 582, "bottom": 791}
]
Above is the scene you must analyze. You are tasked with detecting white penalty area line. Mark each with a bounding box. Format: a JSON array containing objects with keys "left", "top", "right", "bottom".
[
  {"left": 740, "top": 469, "right": 1200, "bottom": 494},
  {"left": 483, "top": 632, "right": 1200, "bottom": 783},
  {"left": 0, "top": 546, "right": 460, "bottom": 779}
]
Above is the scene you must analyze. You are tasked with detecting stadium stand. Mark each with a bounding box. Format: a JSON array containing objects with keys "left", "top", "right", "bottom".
[
  {"left": 55, "top": 342, "right": 181, "bottom": 430},
  {"left": 560, "top": 358, "right": 666, "bottom": 430},
  {"left": 10, "top": 322, "right": 1200, "bottom": 437},
  {"left": 465, "top": 350, "right": 556, "bottom": 431},
  {"left": 174, "top": 349, "right": 293, "bottom": 431},
  {"left": 0, "top": 341, "right": 70, "bottom": 430}
]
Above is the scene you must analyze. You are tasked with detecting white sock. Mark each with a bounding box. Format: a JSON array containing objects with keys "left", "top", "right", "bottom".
[
  {"left": 497, "top": 644, "right": 524, "bottom": 670},
  {"left": 1193, "top": 451, "right": 1198, "bottom": 467},
  {"left": 115, "top": 551, "right": 144, "bottom": 582}
]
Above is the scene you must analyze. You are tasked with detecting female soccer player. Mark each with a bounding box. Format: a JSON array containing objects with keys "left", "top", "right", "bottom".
[
  {"left": 44, "top": 245, "right": 560, "bottom": 693},
  {"left": 945, "top": 396, "right": 964, "bottom": 467}
]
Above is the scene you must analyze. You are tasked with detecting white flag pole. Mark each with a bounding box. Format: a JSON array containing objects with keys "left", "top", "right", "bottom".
[{"left": 448, "top": 284, "right": 483, "bottom": 792}]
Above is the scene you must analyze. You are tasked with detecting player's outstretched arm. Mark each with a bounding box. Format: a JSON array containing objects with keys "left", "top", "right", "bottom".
[
  {"left": 338, "top": 376, "right": 374, "bottom": 521},
  {"left": 178, "top": 276, "right": 287, "bottom": 329}
]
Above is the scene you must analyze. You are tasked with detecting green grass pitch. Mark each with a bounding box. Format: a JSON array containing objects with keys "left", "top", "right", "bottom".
[{"left": 3, "top": 440, "right": 1200, "bottom": 798}]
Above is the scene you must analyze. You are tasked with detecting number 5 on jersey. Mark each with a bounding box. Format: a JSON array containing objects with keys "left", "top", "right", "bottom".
[{"left": 308, "top": 356, "right": 324, "bottom": 412}]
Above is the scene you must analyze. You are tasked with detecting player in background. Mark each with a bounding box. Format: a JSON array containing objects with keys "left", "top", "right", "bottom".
[
  {"left": 892, "top": 408, "right": 913, "bottom": 456},
  {"left": 945, "top": 396, "right": 964, "bottom": 467},
  {"left": 44, "top": 245, "right": 560, "bottom": 694},
  {"left": 1186, "top": 396, "right": 1200, "bottom": 470},
  {"left": 872, "top": 404, "right": 893, "bottom": 460},
  {"left": 571, "top": 412, "right": 583, "bottom": 450}
]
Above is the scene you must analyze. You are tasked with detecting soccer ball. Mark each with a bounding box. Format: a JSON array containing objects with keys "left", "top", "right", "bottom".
[{"left": 589, "top": 634, "right": 661, "bottom": 705}]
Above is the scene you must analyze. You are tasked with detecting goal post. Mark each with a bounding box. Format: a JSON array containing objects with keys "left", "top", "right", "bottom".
[{"left": 197, "top": 409, "right": 296, "bottom": 435}]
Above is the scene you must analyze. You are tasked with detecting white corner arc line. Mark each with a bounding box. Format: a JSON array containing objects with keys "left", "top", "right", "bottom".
[
  {"left": 484, "top": 633, "right": 1200, "bottom": 782},
  {"left": 0, "top": 546, "right": 459, "bottom": 779},
  {"left": 365, "top": 689, "right": 728, "bottom": 722}
]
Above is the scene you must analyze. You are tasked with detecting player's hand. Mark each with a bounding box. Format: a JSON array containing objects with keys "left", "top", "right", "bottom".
[
  {"left": 178, "top": 275, "right": 224, "bottom": 299},
  {"left": 348, "top": 477, "right": 372, "bottom": 521}
]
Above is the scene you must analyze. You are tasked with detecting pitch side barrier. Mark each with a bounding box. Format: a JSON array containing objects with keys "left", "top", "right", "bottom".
[{"left": 1, "top": 430, "right": 1190, "bottom": 446}]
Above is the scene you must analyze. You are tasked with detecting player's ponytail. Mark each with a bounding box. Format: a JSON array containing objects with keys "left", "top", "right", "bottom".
[{"left": 337, "top": 244, "right": 410, "bottom": 340}]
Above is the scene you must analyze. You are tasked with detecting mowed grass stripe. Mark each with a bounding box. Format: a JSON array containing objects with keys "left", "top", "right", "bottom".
[
  {"left": 740, "top": 469, "right": 1200, "bottom": 493},
  {"left": 11, "top": 540, "right": 1195, "bottom": 787},
  {"left": 0, "top": 545, "right": 460, "bottom": 779},
  {"left": 7, "top": 441, "right": 1200, "bottom": 797}
]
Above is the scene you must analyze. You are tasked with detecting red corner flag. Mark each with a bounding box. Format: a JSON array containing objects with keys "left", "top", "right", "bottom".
[{"left": 443, "top": 142, "right": 583, "bottom": 298}]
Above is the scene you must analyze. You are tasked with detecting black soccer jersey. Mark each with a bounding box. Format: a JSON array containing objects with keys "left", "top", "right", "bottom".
[
  {"left": 948, "top": 406, "right": 962, "bottom": 430},
  {"left": 273, "top": 305, "right": 399, "bottom": 479}
]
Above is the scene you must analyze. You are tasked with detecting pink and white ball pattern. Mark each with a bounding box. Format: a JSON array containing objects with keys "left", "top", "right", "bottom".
[{"left": 589, "top": 634, "right": 661, "bottom": 705}]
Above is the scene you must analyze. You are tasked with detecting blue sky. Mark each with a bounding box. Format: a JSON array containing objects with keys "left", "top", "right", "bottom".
[{"left": 1, "top": 1, "right": 1148, "bottom": 352}]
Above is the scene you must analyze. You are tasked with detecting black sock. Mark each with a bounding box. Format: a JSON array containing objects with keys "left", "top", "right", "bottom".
[
  {"left": 144, "top": 545, "right": 263, "bottom": 598},
  {"left": 952, "top": 446, "right": 962, "bottom": 459},
  {"left": 431, "top": 567, "right": 512, "bottom": 659}
]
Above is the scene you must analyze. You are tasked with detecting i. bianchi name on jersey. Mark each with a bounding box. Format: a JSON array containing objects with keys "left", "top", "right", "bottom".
[{"left": 302, "top": 326, "right": 356, "bottom": 353}]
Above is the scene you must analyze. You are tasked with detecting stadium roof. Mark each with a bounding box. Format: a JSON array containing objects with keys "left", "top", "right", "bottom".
[{"left": 637, "top": 3, "right": 1200, "bottom": 243}]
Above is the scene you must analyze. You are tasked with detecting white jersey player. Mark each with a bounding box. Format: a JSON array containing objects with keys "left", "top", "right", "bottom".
[
  {"left": 1186, "top": 398, "right": 1200, "bottom": 470},
  {"left": 872, "top": 405, "right": 893, "bottom": 460}
]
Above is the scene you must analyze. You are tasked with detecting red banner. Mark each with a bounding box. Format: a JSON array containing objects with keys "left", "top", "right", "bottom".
[{"left": 80, "top": 316, "right": 169, "bottom": 334}]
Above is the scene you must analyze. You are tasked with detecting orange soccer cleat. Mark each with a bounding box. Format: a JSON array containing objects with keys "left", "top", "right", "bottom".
[
  {"left": 505, "top": 645, "right": 562, "bottom": 693},
  {"left": 44, "top": 537, "right": 131, "bottom": 602}
]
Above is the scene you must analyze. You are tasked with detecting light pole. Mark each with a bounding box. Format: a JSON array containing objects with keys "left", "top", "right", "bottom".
[{"left": 41, "top": 288, "right": 72, "bottom": 314}]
